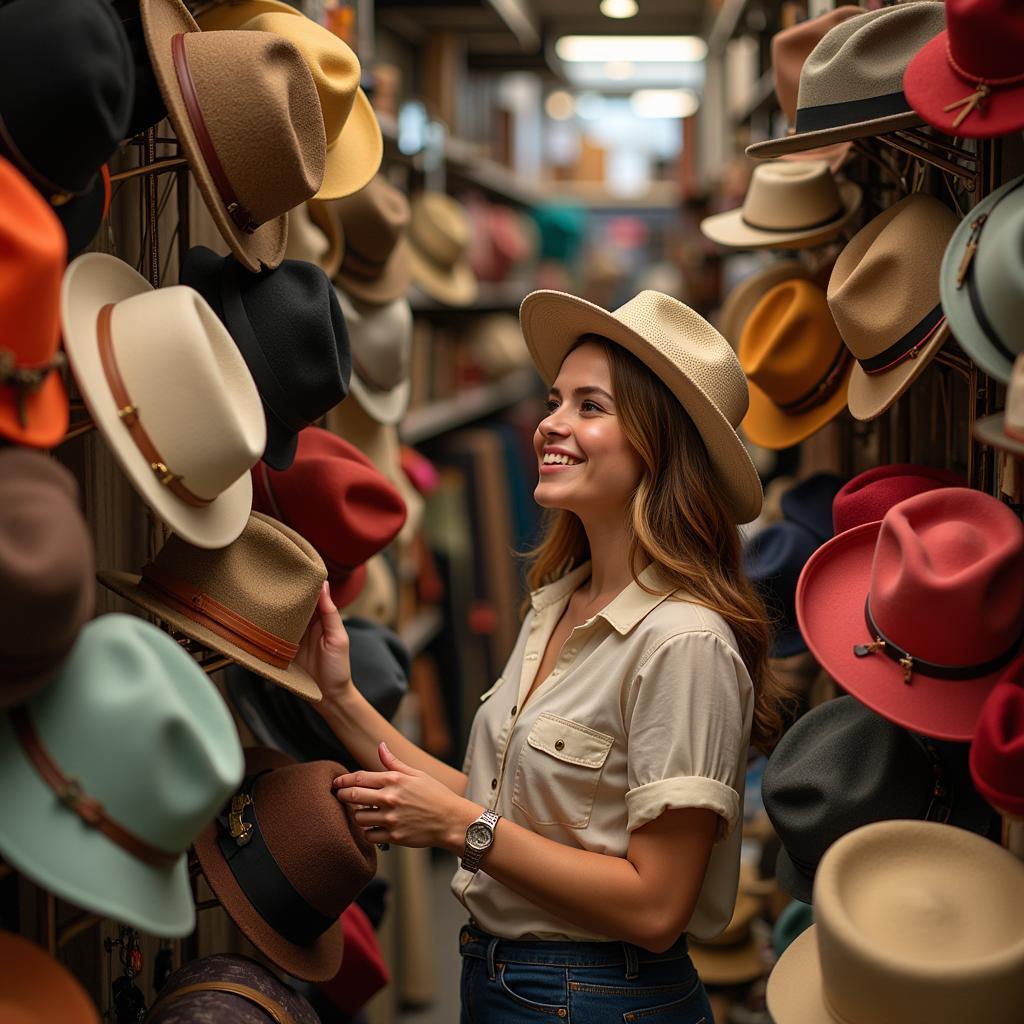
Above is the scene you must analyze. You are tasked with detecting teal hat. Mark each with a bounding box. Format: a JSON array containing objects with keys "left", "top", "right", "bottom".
[
  {"left": 0, "top": 614, "right": 243, "bottom": 936},
  {"left": 773, "top": 898, "right": 814, "bottom": 956}
]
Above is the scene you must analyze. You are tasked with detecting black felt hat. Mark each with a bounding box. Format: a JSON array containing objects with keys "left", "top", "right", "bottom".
[
  {"left": 181, "top": 246, "right": 352, "bottom": 470},
  {"left": 763, "top": 696, "right": 999, "bottom": 904},
  {"left": 111, "top": 0, "right": 168, "bottom": 138},
  {"left": 0, "top": 0, "right": 134, "bottom": 256}
]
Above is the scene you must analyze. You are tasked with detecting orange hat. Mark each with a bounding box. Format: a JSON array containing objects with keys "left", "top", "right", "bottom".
[
  {"left": 0, "top": 157, "right": 68, "bottom": 447},
  {"left": 0, "top": 929, "right": 99, "bottom": 1023}
]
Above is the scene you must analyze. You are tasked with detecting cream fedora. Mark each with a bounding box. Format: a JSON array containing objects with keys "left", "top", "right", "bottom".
[
  {"left": 748, "top": 3, "right": 946, "bottom": 159},
  {"left": 196, "top": 0, "right": 382, "bottom": 201},
  {"left": 766, "top": 820, "right": 1024, "bottom": 1024},
  {"left": 828, "top": 193, "right": 958, "bottom": 421},
  {"left": 61, "top": 253, "right": 265, "bottom": 550},
  {"left": 519, "top": 289, "right": 763, "bottom": 523},
  {"left": 974, "top": 354, "right": 1024, "bottom": 457},
  {"left": 717, "top": 259, "right": 811, "bottom": 350},
  {"left": 700, "top": 161, "right": 861, "bottom": 251},
  {"left": 408, "top": 192, "right": 478, "bottom": 307}
]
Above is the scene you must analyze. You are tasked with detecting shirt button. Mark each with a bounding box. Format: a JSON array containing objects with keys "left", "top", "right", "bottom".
[
  {"left": 554, "top": 739, "right": 565, "bottom": 751},
  {"left": 491, "top": 778, "right": 498, "bottom": 789},
  {"left": 510, "top": 705, "right": 517, "bottom": 716}
]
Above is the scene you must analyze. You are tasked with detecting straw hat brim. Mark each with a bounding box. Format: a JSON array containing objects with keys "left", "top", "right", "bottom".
[
  {"left": 336, "top": 235, "right": 412, "bottom": 306},
  {"left": 408, "top": 245, "right": 478, "bottom": 307},
  {"left": 141, "top": 0, "right": 287, "bottom": 273},
  {"left": 973, "top": 413, "right": 1024, "bottom": 458},
  {"left": 98, "top": 570, "right": 321, "bottom": 703},
  {"left": 306, "top": 200, "right": 345, "bottom": 280},
  {"left": 61, "top": 253, "right": 253, "bottom": 550},
  {"left": 846, "top": 320, "right": 949, "bottom": 421},
  {"left": 318, "top": 89, "right": 383, "bottom": 200},
  {"left": 700, "top": 181, "right": 862, "bottom": 250},
  {"left": 717, "top": 261, "right": 811, "bottom": 351},
  {"left": 192, "top": 746, "right": 344, "bottom": 982},
  {"left": 746, "top": 110, "right": 923, "bottom": 160},
  {"left": 740, "top": 360, "right": 852, "bottom": 451},
  {"left": 796, "top": 521, "right": 1008, "bottom": 741},
  {"left": 689, "top": 936, "right": 764, "bottom": 986},
  {"left": 519, "top": 291, "right": 763, "bottom": 524},
  {"left": 765, "top": 926, "right": 830, "bottom": 1024},
  {"left": 350, "top": 375, "right": 411, "bottom": 427}
]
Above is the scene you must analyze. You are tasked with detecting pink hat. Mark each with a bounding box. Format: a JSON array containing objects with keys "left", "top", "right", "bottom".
[
  {"left": 970, "top": 655, "right": 1024, "bottom": 819},
  {"left": 831, "top": 463, "right": 964, "bottom": 534}
]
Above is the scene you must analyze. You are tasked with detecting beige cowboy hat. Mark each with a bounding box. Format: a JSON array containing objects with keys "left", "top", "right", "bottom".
[
  {"left": 285, "top": 202, "right": 343, "bottom": 279},
  {"left": 408, "top": 192, "right": 478, "bottom": 307},
  {"left": 61, "top": 253, "right": 265, "bottom": 549},
  {"left": 464, "top": 313, "right": 534, "bottom": 379},
  {"left": 975, "top": 354, "right": 1024, "bottom": 457},
  {"left": 828, "top": 193, "right": 958, "bottom": 421},
  {"left": 519, "top": 289, "right": 763, "bottom": 523},
  {"left": 766, "top": 819, "right": 1024, "bottom": 1024},
  {"left": 700, "top": 161, "right": 861, "bottom": 251},
  {"left": 140, "top": 0, "right": 326, "bottom": 272},
  {"left": 717, "top": 259, "right": 811, "bottom": 351},
  {"left": 99, "top": 512, "right": 325, "bottom": 701},
  {"left": 196, "top": 0, "right": 382, "bottom": 201}
]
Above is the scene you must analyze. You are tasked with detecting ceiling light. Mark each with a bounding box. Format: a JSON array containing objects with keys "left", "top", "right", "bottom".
[
  {"left": 575, "top": 92, "right": 607, "bottom": 121},
  {"left": 545, "top": 90, "right": 575, "bottom": 120},
  {"left": 555, "top": 35, "right": 707, "bottom": 64},
  {"left": 603, "top": 60, "right": 635, "bottom": 80},
  {"left": 600, "top": 0, "right": 639, "bottom": 18},
  {"left": 630, "top": 89, "right": 700, "bottom": 119}
]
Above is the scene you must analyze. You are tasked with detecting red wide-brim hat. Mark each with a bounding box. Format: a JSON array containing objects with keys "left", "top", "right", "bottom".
[{"left": 970, "top": 659, "right": 1024, "bottom": 819}]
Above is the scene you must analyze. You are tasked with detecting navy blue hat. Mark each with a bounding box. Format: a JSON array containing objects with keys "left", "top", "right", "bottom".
[
  {"left": 181, "top": 246, "right": 351, "bottom": 471},
  {"left": 780, "top": 472, "right": 845, "bottom": 544}
]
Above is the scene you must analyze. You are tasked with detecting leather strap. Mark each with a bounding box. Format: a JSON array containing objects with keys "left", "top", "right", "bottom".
[
  {"left": 148, "top": 981, "right": 297, "bottom": 1024},
  {"left": 10, "top": 707, "right": 178, "bottom": 868},
  {"left": 776, "top": 343, "right": 851, "bottom": 415},
  {"left": 171, "top": 33, "right": 258, "bottom": 235},
  {"left": 139, "top": 563, "right": 299, "bottom": 669},
  {"left": 856, "top": 304, "right": 946, "bottom": 376},
  {"left": 96, "top": 303, "right": 213, "bottom": 509}
]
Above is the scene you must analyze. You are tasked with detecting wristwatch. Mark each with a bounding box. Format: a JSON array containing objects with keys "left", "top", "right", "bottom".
[{"left": 460, "top": 809, "right": 500, "bottom": 873}]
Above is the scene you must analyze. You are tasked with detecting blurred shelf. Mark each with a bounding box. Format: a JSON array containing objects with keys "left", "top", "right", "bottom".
[
  {"left": 400, "top": 367, "right": 539, "bottom": 444},
  {"left": 543, "top": 181, "right": 681, "bottom": 211},
  {"left": 398, "top": 605, "right": 444, "bottom": 657},
  {"left": 734, "top": 69, "right": 778, "bottom": 126},
  {"left": 409, "top": 280, "right": 530, "bottom": 315}
]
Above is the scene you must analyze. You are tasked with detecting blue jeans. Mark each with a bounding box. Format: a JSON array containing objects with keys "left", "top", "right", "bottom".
[{"left": 458, "top": 922, "right": 713, "bottom": 1023}]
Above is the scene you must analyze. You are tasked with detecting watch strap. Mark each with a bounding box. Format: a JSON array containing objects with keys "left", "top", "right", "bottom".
[{"left": 460, "top": 809, "right": 500, "bottom": 873}]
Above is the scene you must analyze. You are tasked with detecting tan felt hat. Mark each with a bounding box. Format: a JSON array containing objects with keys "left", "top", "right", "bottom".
[
  {"left": 689, "top": 890, "right": 765, "bottom": 985},
  {"left": 766, "top": 819, "right": 1024, "bottom": 1024},
  {"left": 717, "top": 259, "right": 811, "bottom": 351},
  {"left": 61, "top": 253, "right": 265, "bottom": 550},
  {"left": 519, "top": 289, "right": 763, "bottom": 523},
  {"left": 748, "top": 3, "right": 946, "bottom": 160},
  {"left": 99, "top": 511, "right": 325, "bottom": 701},
  {"left": 408, "top": 192, "right": 478, "bottom": 307},
  {"left": 700, "top": 161, "right": 861, "bottom": 251},
  {"left": 974, "top": 354, "right": 1024, "bottom": 457},
  {"left": 196, "top": 0, "right": 382, "bottom": 201},
  {"left": 306, "top": 198, "right": 345, "bottom": 281},
  {"left": 285, "top": 202, "right": 342, "bottom": 279},
  {"left": 141, "top": 0, "right": 326, "bottom": 272},
  {"left": 828, "top": 193, "right": 958, "bottom": 422},
  {"left": 464, "top": 312, "right": 534, "bottom": 378}
]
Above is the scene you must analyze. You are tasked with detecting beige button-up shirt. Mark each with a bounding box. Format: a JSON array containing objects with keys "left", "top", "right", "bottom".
[{"left": 451, "top": 561, "right": 754, "bottom": 942}]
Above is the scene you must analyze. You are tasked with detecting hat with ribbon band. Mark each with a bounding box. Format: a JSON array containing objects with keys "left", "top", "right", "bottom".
[
  {"left": 970, "top": 655, "right": 1024, "bottom": 820},
  {"left": 408, "top": 192, "right": 478, "bottom": 306},
  {"left": 0, "top": 930, "right": 99, "bottom": 1024},
  {"left": 831, "top": 462, "right": 965, "bottom": 534}
]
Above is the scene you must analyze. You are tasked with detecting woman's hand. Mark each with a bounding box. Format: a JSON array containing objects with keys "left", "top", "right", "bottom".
[
  {"left": 334, "top": 743, "right": 481, "bottom": 852},
  {"left": 296, "top": 583, "right": 352, "bottom": 707}
]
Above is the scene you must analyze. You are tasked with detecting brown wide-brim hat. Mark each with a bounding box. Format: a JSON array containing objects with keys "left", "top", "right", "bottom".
[
  {"left": 306, "top": 199, "right": 345, "bottom": 281},
  {"left": 407, "top": 246, "right": 478, "bottom": 307},
  {"left": 717, "top": 260, "right": 811, "bottom": 350},
  {"left": 192, "top": 747, "right": 344, "bottom": 982},
  {"left": 689, "top": 935, "right": 764, "bottom": 986},
  {"left": 337, "top": 230, "right": 411, "bottom": 305}
]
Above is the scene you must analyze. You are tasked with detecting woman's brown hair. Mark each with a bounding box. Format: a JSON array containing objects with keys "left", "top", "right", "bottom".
[{"left": 526, "top": 335, "right": 795, "bottom": 753}]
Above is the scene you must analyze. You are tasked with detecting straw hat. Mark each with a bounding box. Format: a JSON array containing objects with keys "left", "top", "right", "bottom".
[
  {"left": 196, "top": 0, "right": 381, "bottom": 200},
  {"left": 748, "top": 3, "right": 947, "bottom": 159},
  {"left": 717, "top": 259, "right": 810, "bottom": 351},
  {"left": 285, "top": 202, "right": 342, "bottom": 278},
  {"left": 519, "top": 289, "right": 763, "bottom": 523},
  {"left": 970, "top": 655, "right": 1024, "bottom": 819},
  {"left": 408, "top": 192, "right": 478, "bottom": 306},
  {"left": 829, "top": 193, "right": 959, "bottom": 421},
  {"left": 0, "top": 930, "right": 98, "bottom": 1024},
  {"left": 740, "top": 278, "right": 851, "bottom": 449},
  {"left": 61, "top": 253, "right": 266, "bottom": 549},
  {"left": 975, "top": 354, "right": 1024, "bottom": 457},
  {"left": 766, "top": 820, "right": 1024, "bottom": 1024},
  {"left": 700, "top": 161, "right": 861, "bottom": 251},
  {"left": 99, "top": 512, "right": 326, "bottom": 701},
  {"left": 140, "top": 0, "right": 326, "bottom": 272}
]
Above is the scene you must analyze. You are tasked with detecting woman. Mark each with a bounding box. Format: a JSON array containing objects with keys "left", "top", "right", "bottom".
[{"left": 299, "top": 290, "right": 789, "bottom": 1022}]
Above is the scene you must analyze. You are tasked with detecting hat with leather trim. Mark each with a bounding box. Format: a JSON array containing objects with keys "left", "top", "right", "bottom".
[
  {"left": 970, "top": 655, "right": 1024, "bottom": 820},
  {"left": 831, "top": 462, "right": 965, "bottom": 534}
]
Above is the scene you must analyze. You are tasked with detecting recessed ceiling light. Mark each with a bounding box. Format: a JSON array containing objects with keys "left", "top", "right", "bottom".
[
  {"left": 600, "top": 0, "right": 639, "bottom": 18},
  {"left": 545, "top": 90, "right": 575, "bottom": 120},
  {"left": 555, "top": 35, "right": 708, "bottom": 63},
  {"left": 630, "top": 89, "right": 700, "bottom": 119}
]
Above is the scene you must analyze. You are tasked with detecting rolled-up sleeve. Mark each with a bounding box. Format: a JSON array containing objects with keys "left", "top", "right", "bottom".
[{"left": 624, "top": 629, "right": 752, "bottom": 841}]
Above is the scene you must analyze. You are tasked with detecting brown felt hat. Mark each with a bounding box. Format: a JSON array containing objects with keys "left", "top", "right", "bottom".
[
  {"left": 408, "top": 192, "right": 478, "bottom": 306},
  {"left": 0, "top": 450, "right": 94, "bottom": 708},
  {"left": 98, "top": 512, "right": 325, "bottom": 702},
  {"left": 193, "top": 747, "right": 377, "bottom": 982},
  {"left": 140, "top": 0, "right": 326, "bottom": 272}
]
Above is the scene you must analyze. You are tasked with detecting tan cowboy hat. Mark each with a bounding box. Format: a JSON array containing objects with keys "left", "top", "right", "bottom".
[
  {"left": 99, "top": 512, "right": 326, "bottom": 701},
  {"left": 519, "top": 289, "right": 763, "bottom": 523},
  {"left": 974, "top": 354, "right": 1024, "bottom": 457},
  {"left": 828, "top": 193, "right": 958, "bottom": 422},
  {"left": 285, "top": 202, "right": 343, "bottom": 279},
  {"left": 717, "top": 259, "right": 811, "bottom": 351},
  {"left": 688, "top": 890, "right": 765, "bottom": 985},
  {"left": 140, "top": 0, "right": 326, "bottom": 271},
  {"left": 700, "top": 161, "right": 861, "bottom": 251},
  {"left": 60, "top": 253, "right": 265, "bottom": 549},
  {"left": 766, "top": 820, "right": 1024, "bottom": 1024},
  {"left": 408, "top": 192, "right": 478, "bottom": 307},
  {"left": 464, "top": 313, "right": 534, "bottom": 378},
  {"left": 196, "top": 0, "right": 382, "bottom": 201}
]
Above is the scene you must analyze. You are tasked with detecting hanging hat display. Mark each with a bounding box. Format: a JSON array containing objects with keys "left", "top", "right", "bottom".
[
  {"left": 716, "top": 259, "right": 810, "bottom": 352},
  {"left": 970, "top": 655, "right": 1024, "bottom": 820},
  {"left": 340, "top": 553, "right": 399, "bottom": 625},
  {"left": 285, "top": 202, "right": 343, "bottom": 279},
  {"left": 0, "top": 930, "right": 99, "bottom": 1024},
  {"left": 831, "top": 462, "right": 965, "bottom": 534},
  {"left": 779, "top": 473, "right": 845, "bottom": 544},
  {"left": 974, "top": 354, "right": 1024, "bottom": 457},
  {"left": 463, "top": 313, "right": 534, "bottom": 379},
  {"left": 408, "top": 192, "right": 478, "bottom": 306}
]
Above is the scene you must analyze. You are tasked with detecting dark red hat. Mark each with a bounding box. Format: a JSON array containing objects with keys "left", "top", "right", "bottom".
[
  {"left": 904, "top": 0, "right": 1024, "bottom": 139},
  {"left": 797, "top": 487, "right": 1024, "bottom": 741},
  {"left": 252, "top": 426, "right": 406, "bottom": 607},
  {"left": 832, "top": 463, "right": 964, "bottom": 535},
  {"left": 970, "top": 655, "right": 1024, "bottom": 819}
]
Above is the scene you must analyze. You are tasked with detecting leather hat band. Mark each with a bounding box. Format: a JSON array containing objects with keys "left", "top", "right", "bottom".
[
  {"left": 741, "top": 204, "right": 845, "bottom": 234},
  {"left": 139, "top": 564, "right": 299, "bottom": 669},
  {"left": 171, "top": 33, "right": 258, "bottom": 235},
  {"left": 97, "top": 304, "right": 213, "bottom": 509},
  {"left": 11, "top": 707, "right": 178, "bottom": 868},
  {"left": 776, "top": 343, "right": 851, "bottom": 415},
  {"left": 148, "top": 981, "right": 298, "bottom": 1024},
  {"left": 856, "top": 303, "right": 946, "bottom": 376}
]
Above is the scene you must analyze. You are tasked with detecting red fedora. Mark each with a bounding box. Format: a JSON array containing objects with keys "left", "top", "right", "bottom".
[
  {"left": 832, "top": 463, "right": 965, "bottom": 534},
  {"left": 904, "top": 0, "right": 1024, "bottom": 139},
  {"left": 797, "top": 487, "right": 1024, "bottom": 741},
  {"left": 970, "top": 656, "right": 1024, "bottom": 819},
  {"left": 251, "top": 426, "right": 406, "bottom": 607}
]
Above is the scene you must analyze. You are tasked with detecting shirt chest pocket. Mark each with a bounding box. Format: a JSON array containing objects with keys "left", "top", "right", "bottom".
[{"left": 511, "top": 713, "right": 614, "bottom": 829}]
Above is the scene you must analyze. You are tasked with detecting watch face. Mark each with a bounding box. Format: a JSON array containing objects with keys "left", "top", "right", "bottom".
[{"left": 467, "top": 823, "right": 492, "bottom": 849}]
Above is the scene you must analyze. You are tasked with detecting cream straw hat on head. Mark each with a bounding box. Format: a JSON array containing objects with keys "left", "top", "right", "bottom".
[{"left": 519, "top": 289, "right": 763, "bottom": 523}]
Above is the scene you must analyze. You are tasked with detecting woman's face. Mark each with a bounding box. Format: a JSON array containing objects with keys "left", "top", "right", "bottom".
[{"left": 533, "top": 341, "right": 645, "bottom": 517}]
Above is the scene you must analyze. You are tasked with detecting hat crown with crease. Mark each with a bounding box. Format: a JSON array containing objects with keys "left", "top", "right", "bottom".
[
  {"left": 743, "top": 161, "right": 849, "bottom": 234},
  {"left": 410, "top": 192, "right": 470, "bottom": 270},
  {"left": 335, "top": 288, "right": 413, "bottom": 395},
  {"left": 338, "top": 175, "right": 411, "bottom": 275},
  {"left": 832, "top": 462, "right": 964, "bottom": 534},
  {"left": 971, "top": 656, "right": 1024, "bottom": 819}
]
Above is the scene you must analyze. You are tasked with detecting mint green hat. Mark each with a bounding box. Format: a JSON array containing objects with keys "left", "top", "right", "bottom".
[{"left": 0, "top": 614, "right": 243, "bottom": 936}]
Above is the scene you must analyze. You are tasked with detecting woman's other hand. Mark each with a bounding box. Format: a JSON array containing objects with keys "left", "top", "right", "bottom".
[{"left": 296, "top": 583, "right": 353, "bottom": 706}]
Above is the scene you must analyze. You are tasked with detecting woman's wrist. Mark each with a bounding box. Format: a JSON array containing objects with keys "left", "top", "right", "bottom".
[
  {"left": 314, "top": 684, "right": 359, "bottom": 725},
  {"left": 444, "top": 799, "right": 487, "bottom": 856}
]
